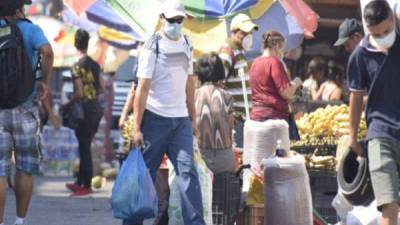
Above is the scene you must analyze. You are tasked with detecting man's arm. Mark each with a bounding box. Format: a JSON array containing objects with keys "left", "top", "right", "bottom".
[
  {"left": 270, "top": 59, "right": 302, "bottom": 100},
  {"left": 65, "top": 66, "right": 84, "bottom": 106},
  {"left": 98, "top": 74, "right": 105, "bottom": 95},
  {"left": 119, "top": 83, "right": 135, "bottom": 129},
  {"left": 37, "top": 44, "right": 53, "bottom": 100},
  {"left": 186, "top": 75, "right": 196, "bottom": 121},
  {"left": 186, "top": 75, "right": 197, "bottom": 135},
  {"left": 72, "top": 78, "right": 84, "bottom": 100},
  {"left": 42, "top": 92, "right": 61, "bottom": 128},
  {"left": 39, "top": 44, "right": 54, "bottom": 84},
  {"left": 132, "top": 78, "right": 151, "bottom": 147},
  {"left": 349, "top": 91, "right": 364, "bottom": 155}
]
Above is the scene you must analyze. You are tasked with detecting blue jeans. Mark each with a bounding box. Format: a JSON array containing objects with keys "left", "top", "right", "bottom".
[{"left": 123, "top": 110, "right": 205, "bottom": 225}]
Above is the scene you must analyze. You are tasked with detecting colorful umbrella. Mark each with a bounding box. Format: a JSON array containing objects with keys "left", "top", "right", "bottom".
[
  {"left": 62, "top": 7, "right": 99, "bottom": 33},
  {"left": 105, "top": 0, "right": 164, "bottom": 40},
  {"left": 185, "top": 1, "right": 306, "bottom": 58},
  {"left": 103, "top": 0, "right": 271, "bottom": 40},
  {"left": 63, "top": 1, "right": 139, "bottom": 50},
  {"left": 86, "top": 0, "right": 142, "bottom": 41},
  {"left": 182, "top": 0, "right": 259, "bottom": 19},
  {"left": 98, "top": 26, "right": 139, "bottom": 50},
  {"left": 64, "top": 0, "right": 317, "bottom": 58},
  {"left": 63, "top": 0, "right": 97, "bottom": 15},
  {"left": 183, "top": 19, "right": 228, "bottom": 58},
  {"left": 280, "top": 0, "right": 319, "bottom": 39},
  {"left": 245, "top": 1, "right": 305, "bottom": 59}
]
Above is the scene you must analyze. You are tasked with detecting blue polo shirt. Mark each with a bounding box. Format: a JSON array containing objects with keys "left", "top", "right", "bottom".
[{"left": 347, "top": 35, "right": 400, "bottom": 142}]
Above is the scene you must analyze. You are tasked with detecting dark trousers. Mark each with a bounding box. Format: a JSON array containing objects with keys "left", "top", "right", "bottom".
[
  {"left": 234, "top": 118, "right": 244, "bottom": 148},
  {"left": 75, "top": 100, "right": 103, "bottom": 188},
  {"left": 122, "top": 110, "right": 205, "bottom": 225}
]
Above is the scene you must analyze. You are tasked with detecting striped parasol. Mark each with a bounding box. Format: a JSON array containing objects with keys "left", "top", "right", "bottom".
[{"left": 63, "top": 0, "right": 318, "bottom": 57}]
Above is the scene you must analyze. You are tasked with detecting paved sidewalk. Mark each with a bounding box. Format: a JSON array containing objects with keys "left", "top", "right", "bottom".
[{"left": 4, "top": 176, "right": 121, "bottom": 225}]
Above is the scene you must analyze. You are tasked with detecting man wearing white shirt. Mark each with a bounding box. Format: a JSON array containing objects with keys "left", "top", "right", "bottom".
[{"left": 128, "top": 0, "right": 205, "bottom": 225}]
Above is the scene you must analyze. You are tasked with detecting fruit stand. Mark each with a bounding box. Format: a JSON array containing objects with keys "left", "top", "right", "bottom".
[
  {"left": 292, "top": 104, "right": 367, "bottom": 170},
  {"left": 290, "top": 104, "right": 367, "bottom": 223}
]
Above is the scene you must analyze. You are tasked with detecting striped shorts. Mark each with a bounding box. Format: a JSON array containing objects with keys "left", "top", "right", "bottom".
[{"left": 0, "top": 104, "right": 41, "bottom": 176}]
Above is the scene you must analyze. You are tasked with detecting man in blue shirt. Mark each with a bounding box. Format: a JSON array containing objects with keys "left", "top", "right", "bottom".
[
  {"left": 348, "top": 1, "right": 400, "bottom": 224},
  {"left": 0, "top": 1, "right": 53, "bottom": 225}
]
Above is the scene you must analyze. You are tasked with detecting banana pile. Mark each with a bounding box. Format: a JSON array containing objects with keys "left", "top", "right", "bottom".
[
  {"left": 304, "top": 154, "right": 336, "bottom": 171},
  {"left": 121, "top": 114, "right": 135, "bottom": 152},
  {"left": 332, "top": 113, "right": 367, "bottom": 138},
  {"left": 296, "top": 104, "right": 367, "bottom": 140}
]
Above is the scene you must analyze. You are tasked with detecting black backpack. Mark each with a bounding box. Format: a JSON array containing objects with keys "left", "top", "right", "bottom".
[{"left": 0, "top": 19, "right": 35, "bottom": 109}]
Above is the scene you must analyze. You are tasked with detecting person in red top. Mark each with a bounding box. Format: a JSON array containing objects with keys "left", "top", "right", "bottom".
[{"left": 249, "top": 31, "right": 302, "bottom": 122}]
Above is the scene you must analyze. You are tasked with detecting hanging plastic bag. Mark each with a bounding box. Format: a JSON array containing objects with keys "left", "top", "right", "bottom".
[
  {"left": 247, "top": 175, "right": 264, "bottom": 205},
  {"left": 111, "top": 148, "right": 158, "bottom": 222},
  {"left": 332, "top": 191, "right": 353, "bottom": 225},
  {"left": 168, "top": 151, "right": 213, "bottom": 225}
]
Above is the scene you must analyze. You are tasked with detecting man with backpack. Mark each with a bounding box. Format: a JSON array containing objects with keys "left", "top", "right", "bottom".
[
  {"left": 129, "top": 0, "right": 205, "bottom": 224},
  {"left": 0, "top": 1, "right": 53, "bottom": 224}
]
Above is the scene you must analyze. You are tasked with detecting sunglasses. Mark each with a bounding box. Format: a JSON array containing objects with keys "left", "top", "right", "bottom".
[{"left": 164, "top": 17, "right": 184, "bottom": 24}]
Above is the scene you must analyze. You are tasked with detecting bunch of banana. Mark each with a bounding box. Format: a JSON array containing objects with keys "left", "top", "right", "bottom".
[
  {"left": 121, "top": 114, "right": 135, "bottom": 152},
  {"left": 296, "top": 104, "right": 367, "bottom": 140},
  {"left": 304, "top": 154, "right": 336, "bottom": 171},
  {"left": 332, "top": 113, "right": 367, "bottom": 139}
]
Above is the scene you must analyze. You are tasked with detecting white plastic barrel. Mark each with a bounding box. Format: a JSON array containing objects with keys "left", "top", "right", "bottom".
[
  {"left": 242, "top": 119, "right": 290, "bottom": 191},
  {"left": 262, "top": 156, "right": 313, "bottom": 225}
]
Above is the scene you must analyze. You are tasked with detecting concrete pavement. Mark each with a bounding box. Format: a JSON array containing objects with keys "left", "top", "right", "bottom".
[{"left": 4, "top": 176, "right": 121, "bottom": 225}]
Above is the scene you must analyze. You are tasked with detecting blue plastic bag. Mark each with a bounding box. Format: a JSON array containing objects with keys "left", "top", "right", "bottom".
[{"left": 111, "top": 148, "right": 158, "bottom": 222}]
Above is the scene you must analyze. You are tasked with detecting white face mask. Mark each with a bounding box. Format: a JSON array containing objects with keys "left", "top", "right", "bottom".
[
  {"left": 242, "top": 34, "right": 253, "bottom": 51},
  {"left": 370, "top": 28, "right": 396, "bottom": 49},
  {"left": 164, "top": 22, "right": 182, "bottom": 39}
]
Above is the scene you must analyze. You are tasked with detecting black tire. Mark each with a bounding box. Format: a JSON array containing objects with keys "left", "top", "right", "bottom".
[{"left": 337, "top": 146, "right": 374, "bottom": 206}]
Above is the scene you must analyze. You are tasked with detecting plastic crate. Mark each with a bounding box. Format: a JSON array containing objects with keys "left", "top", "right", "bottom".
[
  {"left": 291, "top": 145, "right": 337, "bottom": 156},
  {"left": 236, "top": 204, "right": 264, "bottom": 225},
  {"left": 212, "top": 172, "right": 241, "bottom": 225},
  {"left": 309, "top": 170, "right": 338, "bottom": 194},
  {"left": 313, "top": 193, "right": 339, "bottom": 224}
]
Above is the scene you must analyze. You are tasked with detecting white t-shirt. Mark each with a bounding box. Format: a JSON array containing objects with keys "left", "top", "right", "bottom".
[
  {"left": 302, "top": 77, "right": 318, "bottom": 100},
  {"left": 137, "top": 33, "right": 193, "bottom": 118}
]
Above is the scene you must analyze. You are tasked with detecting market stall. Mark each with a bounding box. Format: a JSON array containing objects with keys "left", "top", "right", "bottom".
[{"left": 290, "top": 104, "right": 367, "bottom": 224}]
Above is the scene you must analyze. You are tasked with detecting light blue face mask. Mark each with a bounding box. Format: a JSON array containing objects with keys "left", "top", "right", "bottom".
[{"left": 164, "top": 22, "right": 182, "bottom": 39}]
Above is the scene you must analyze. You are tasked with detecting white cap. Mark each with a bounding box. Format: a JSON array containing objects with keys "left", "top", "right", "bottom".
[
  {"left": 162, "top": 0, "right": 187, "bottom": 19},
  {"left": 230, "top": 13, "right": 258, "bottom": 32}
]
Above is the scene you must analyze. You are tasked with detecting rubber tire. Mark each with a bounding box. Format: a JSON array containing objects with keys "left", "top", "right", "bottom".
[{"left": 337, "top": 147, "right": 374, "bottom": 206}]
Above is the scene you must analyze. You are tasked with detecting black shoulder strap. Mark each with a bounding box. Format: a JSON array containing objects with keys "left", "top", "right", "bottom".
[
  {"left": 183, "top": 35, "right": 189, "bottom": 46},
  {"left": 156, "top": 35, "right": 159, "bottom": 58},
  {"left": 154, "top": 34, "right": 190, "bottom": 57}
]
